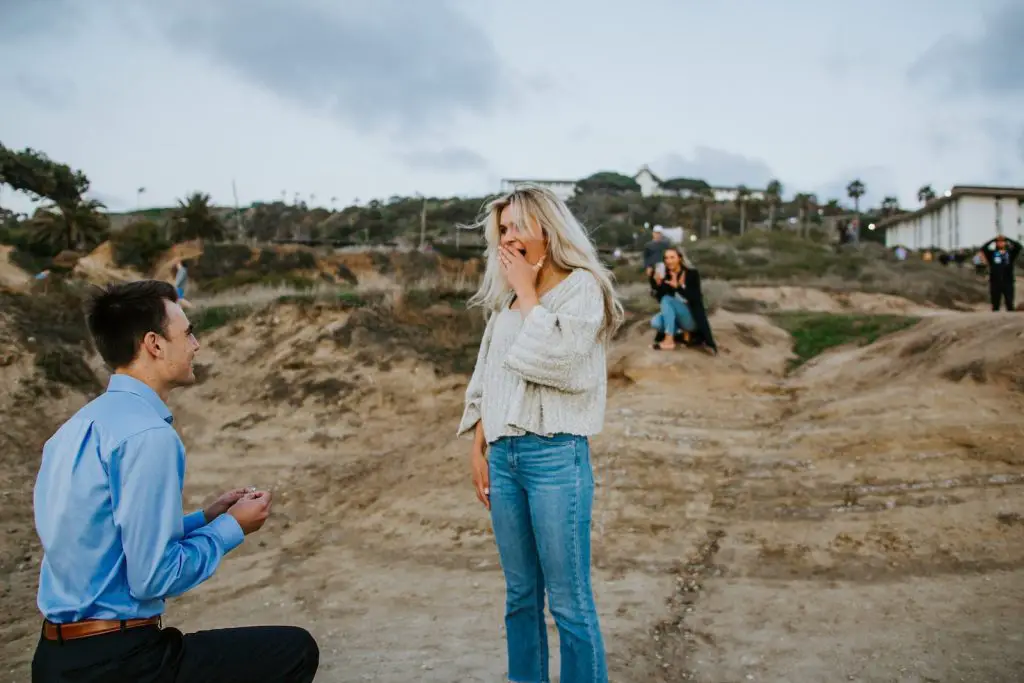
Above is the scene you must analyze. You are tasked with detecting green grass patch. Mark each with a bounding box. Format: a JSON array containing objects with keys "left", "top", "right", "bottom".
[
  {"left": 770, "top": 312, "right": 921, "bottom": 368},
  {"left": 277, "top": 289, "right": 368, "bottom": 308},
  {"left": 202, "top": 271, "right": 319, "bottom": 294}
]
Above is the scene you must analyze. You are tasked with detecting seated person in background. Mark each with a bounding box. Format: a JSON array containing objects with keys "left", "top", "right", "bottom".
[{"left": 649, "top": 247, "right": 718, "bottom": 354}]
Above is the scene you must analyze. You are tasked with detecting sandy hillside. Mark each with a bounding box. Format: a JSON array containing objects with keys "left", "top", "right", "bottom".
[
  {"left": 0, "top": 246, "right": 32, "bottom": 292},
  {"left": 733, "top": 285, "right": 942, "bottom": 315},
  {"left": 0, "top": 289, "right": 1022, "bottom": 682}
]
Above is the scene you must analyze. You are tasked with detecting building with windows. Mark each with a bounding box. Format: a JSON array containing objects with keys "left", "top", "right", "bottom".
[
  {"left": 497, "top": 177, "right": 578, "bottom": 201},
  {"left": 878, "top": 185, "right": 1024, "bottom": 250},
  {"left": 499, "top": 166, "right": 765, "bottom": 202}
]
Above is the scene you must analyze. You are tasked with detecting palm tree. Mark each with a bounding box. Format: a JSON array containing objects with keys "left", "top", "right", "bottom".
[
  {"left": 794, "top": 193, "right": 814, "bottom": 237},
  {"left": 846, "top": 179, "right": 866, "bottom": 214},
  {"left": 917, "top": 185, "right": 935, "bottom": 204},
  {"left": 880, "top": 196, "right": 901, "bottom": 216},
  {"left": 765, "top": 179, "right": 783, "bottom": 229},
  {"left": 823, "top": 199, "right": 842, "bottom": 216},
  {"left": 171, "top": 192, "right": 225, "bottom": 243},
  {"left": 735, "top": 185, "right": 750, "bottom": 235},
  {"left": 30, "top": 197, "right": 109, "bottom": 252},
  {"left": 695, "top": 188, "right": 714, "bottom": 238}
]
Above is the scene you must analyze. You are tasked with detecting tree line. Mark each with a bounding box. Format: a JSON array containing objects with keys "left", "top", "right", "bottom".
[{"left": 2, "top": 145, "right": 919, "bottom": 274}]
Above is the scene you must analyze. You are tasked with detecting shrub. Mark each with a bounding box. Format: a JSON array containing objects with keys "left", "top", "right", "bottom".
[
  {"left": 110, "top": 220, "right": 171, "bottom": 273},
  {"left": 771, "top": 312, "right": 921, "bottom": 368}
]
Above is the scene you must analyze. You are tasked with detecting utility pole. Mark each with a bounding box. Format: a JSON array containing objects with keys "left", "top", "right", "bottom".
[
  {"left": 232, "top": 179, "right": 244, "bottom": 242},
  {"left": 419, "top": 195, "right": 427, "bottom": 250}
]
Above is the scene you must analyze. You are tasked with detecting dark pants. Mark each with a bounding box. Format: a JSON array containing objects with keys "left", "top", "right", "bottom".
[
  {"left": 31, "top": 624, "right": 319, "bottom": 683},
  {"left": 991, "top": 280, "right": 1015, "bottom": 311}
]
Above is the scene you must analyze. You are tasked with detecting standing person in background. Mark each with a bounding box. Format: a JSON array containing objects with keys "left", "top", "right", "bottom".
[
  {"left": 642, "top": 225, "right": 669, "bottom": 276},
  {"left": 31, "top": 280, "right": 318, "bottom": 683},
  {"left": 980, "top": 234, "right": 1021, "bottom": 311},
  {"left": 172, "top": 259, "right": 192, "bottom": 309},
  {"left": 458, "top": 183, "right": 623, "bottom": 683}
]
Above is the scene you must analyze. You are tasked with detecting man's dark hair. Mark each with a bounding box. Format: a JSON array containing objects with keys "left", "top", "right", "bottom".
[{"left": 87, "top": 280, "right": 179, "bottom": 368}]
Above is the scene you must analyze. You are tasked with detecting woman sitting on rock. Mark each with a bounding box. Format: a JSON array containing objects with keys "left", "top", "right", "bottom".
[{"left": 650, "top": 246, "right": 717, "bottom": 354}]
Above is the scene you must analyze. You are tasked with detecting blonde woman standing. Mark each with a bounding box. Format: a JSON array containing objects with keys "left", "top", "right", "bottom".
[{"left": 458, "top": 184, "right": 623, "bottom": 683}]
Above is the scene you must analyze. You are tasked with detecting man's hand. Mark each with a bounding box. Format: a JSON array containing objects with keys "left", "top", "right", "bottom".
[
  {"left": 203, "top": 488, "right": 250, "bottom": 523},
  {"left": 227, "top": 490, "right": 273, "bottom": 535}
]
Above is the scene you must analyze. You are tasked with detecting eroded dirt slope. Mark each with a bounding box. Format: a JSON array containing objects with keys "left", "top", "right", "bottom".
[{"left": 0, "top": 292, "right": 1021, "bottom": 682}]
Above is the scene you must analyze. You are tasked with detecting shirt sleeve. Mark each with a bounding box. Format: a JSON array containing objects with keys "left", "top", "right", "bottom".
[
  {"left": 1009, "top": 239, "right": 1022, "bottom": 260},
  {"left": 182, "top": 510, "right": 207, "bottom": 536},
  {"left": 502, "top": 272, "right": 604, "bottom": 393},
  {"left": 109, "top": 427, "right": 245, "bottom": 601}
]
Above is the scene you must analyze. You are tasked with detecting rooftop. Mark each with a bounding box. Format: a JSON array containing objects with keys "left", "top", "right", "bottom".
[{"left": 876, "top": 185, "right": 1024, "bottom": 230}]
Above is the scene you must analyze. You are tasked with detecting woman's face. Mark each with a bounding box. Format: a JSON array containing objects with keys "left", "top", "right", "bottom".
[
  {"left": 664, "top": 249, "right": 681, "bottom": 271},
  {"left": 498, "top": 202, "right": 547, "bottom": 266}
]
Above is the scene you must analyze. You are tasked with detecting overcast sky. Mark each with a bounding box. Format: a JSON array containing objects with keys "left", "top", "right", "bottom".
[{"left": 1, "top": 0, "right": 1021, "bottom": 215}]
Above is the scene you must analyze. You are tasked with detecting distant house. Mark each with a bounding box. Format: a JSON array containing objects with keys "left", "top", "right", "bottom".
[
  {"left": 498, "top": 178, "right": 578, "bottom": 201},
  {"left": 499, "top": 166, "right": 766, "bottom": 201},
  {"left": 877, "top": 185, "right": 1024, "bottom": 251}
]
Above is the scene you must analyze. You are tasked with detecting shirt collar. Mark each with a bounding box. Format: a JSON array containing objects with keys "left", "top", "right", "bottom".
[{"left": 106, "top": 374, "right": 174, "bottom": 424}]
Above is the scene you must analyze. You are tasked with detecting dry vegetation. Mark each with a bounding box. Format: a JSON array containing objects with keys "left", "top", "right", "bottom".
[{"left": 0, "top": 236, "right": 1021, "bottom": 682}]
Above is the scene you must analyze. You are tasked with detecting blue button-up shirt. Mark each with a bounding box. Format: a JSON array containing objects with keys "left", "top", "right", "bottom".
[{"left": 33, "top": 374, "right": 245, "bottom": 622}]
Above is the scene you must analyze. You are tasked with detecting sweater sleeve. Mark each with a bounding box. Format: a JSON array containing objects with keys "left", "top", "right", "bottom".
[
  {"left": 456, "top": 312, "right": 497, "bottom": 438},
  {"left": 502, "top": 271, "right": 604, "bottom": 393}
]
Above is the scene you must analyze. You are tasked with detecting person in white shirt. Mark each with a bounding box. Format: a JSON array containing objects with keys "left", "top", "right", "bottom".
[{"left": 457, "top": 183, "right": 623, "bottom": 683}]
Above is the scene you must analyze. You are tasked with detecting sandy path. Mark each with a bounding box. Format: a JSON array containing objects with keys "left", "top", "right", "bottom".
[{"left": 1, "top": 302, "right": 1022, "bottom": 682}]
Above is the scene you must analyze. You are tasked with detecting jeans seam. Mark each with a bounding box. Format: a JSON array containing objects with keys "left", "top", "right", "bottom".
[
  {"left": 536, "top": 560, "right": 545, "bottom": 683},
  {"left": 571, "top": 438, "right": 600, "bottom": 682}
]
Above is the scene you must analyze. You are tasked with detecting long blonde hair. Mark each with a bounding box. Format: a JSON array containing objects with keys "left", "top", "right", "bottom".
[
  {"left": 664, "top": 246, "right": 695, "bottom": 271},
  {"left": 464, "top": 183, "right": 624, "bottom": 343}
]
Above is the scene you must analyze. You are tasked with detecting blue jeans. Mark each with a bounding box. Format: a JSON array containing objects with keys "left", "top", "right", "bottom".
[
  {"left": 651, "top": 295, "right": 696, "bottom": 335},
  {"left": 488, "top": 433, "right": 607, "bottom": 683}
]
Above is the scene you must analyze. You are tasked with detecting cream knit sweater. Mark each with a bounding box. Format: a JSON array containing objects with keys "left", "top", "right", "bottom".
[{"left": 457, "top": 269, "right": 608, "bottom": 444}]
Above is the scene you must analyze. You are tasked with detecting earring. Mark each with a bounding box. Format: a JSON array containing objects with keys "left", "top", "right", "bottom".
[{"left": 532, "top": 255, "right": 546, "bottom": 273}]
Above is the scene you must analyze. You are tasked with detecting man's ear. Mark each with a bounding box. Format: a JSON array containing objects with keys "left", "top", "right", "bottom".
[{"left": 140, "top": 331, "right": 163, "bottom": 359}]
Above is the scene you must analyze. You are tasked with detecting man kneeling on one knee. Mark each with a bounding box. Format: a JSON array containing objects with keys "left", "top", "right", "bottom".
[{"left": 31, "top": 280, "right": 319, "bottom": 683}]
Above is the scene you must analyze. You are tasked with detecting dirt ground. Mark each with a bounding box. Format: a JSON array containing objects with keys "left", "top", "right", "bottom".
[{"left": 1, "top": 290, "right": 1023, "bottom": 682}]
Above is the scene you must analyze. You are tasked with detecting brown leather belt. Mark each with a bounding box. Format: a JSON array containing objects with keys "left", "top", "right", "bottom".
[{"left": 42, "top": 616, "right": 162, "bottom": 642}]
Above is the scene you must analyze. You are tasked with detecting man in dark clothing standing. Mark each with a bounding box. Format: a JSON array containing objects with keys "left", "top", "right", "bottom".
[
  {"left": 643, "top": 226, "right": 669, "bottom": 276},
  {"left": 980, "top": 234, "right": 1021, "bottom": 311}
]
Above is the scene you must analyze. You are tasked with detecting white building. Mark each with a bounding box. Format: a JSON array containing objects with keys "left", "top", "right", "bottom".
[
  {"left": 498, "top": 177, "right": 578, "bottom": 201},
  {"left": 879, "top": 185, "right": 1024, "bottom": 250},
  {"left": 634, "top": 166, "right": 765, "bottom": 200},
  {"left": 500, "top": 166, "right": 765, "bottom": 201}
]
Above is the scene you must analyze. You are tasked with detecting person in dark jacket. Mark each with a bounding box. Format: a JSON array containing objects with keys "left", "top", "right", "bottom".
[
  {"left": 649, "top": 247, "right": 718, "bottom": 354},
  {"left": 980, "top": 234, "right": 1021, "bottom": 311}
]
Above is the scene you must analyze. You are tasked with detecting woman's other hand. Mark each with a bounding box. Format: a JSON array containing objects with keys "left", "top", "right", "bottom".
[{"left": 470, "top": 421, "right": 490, "bottom": 510}]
